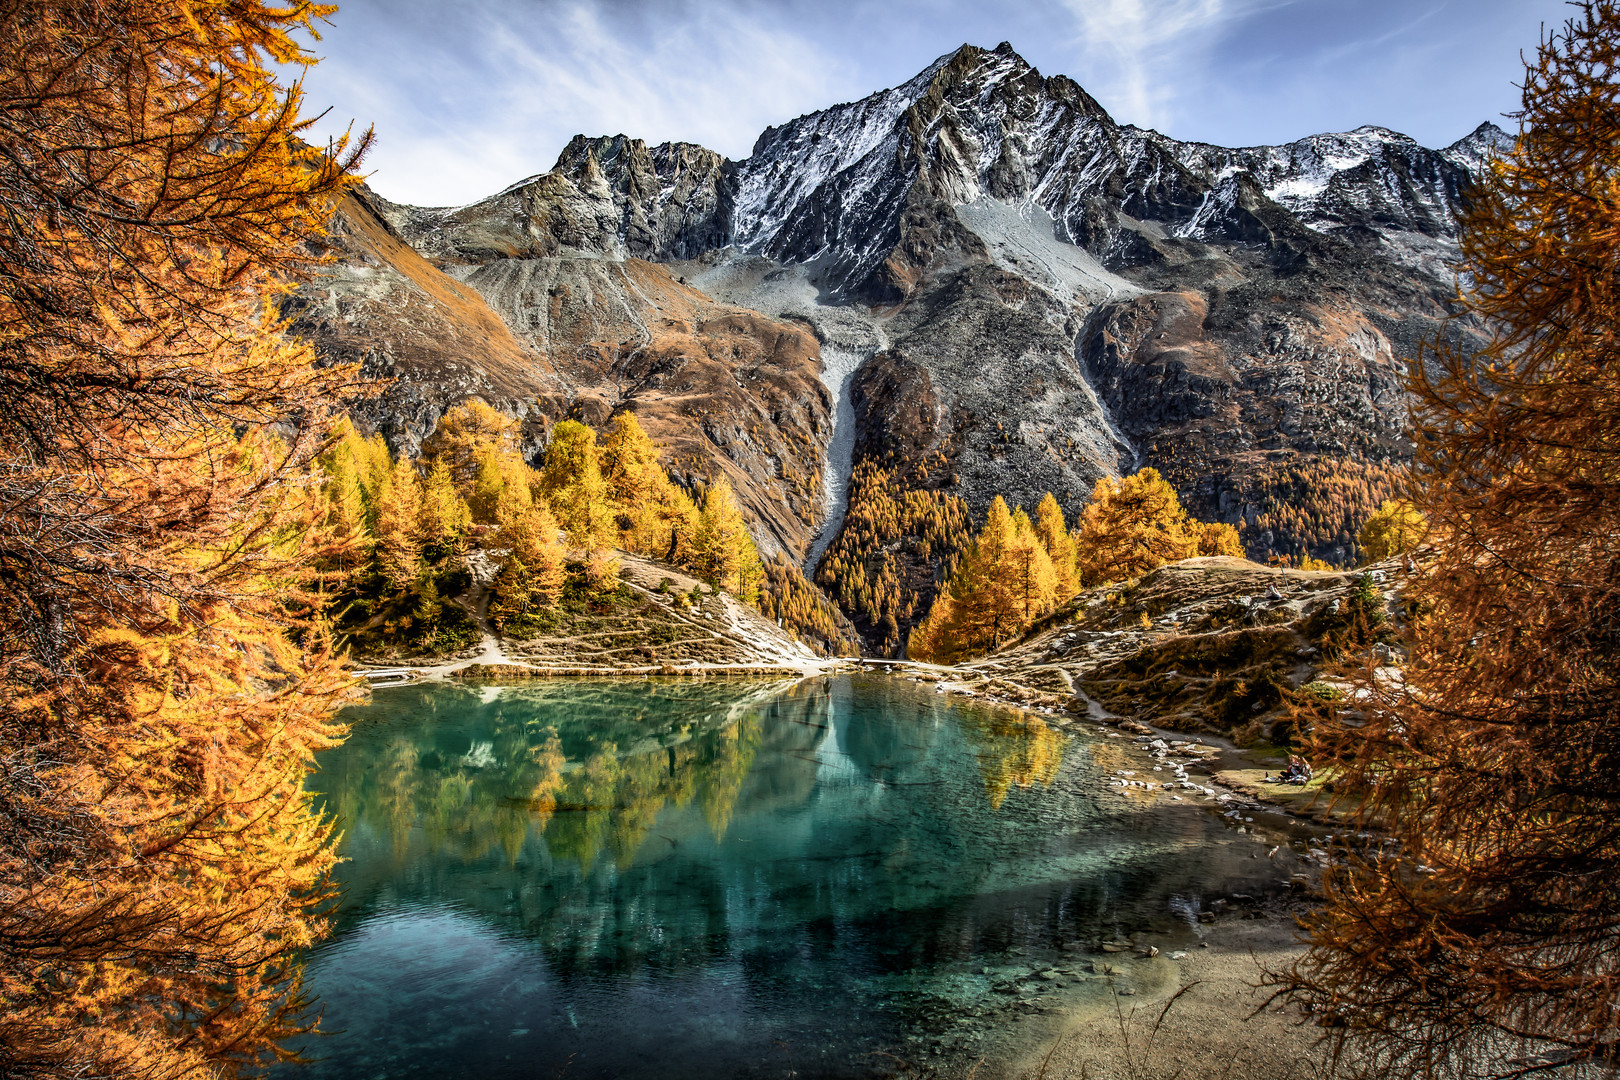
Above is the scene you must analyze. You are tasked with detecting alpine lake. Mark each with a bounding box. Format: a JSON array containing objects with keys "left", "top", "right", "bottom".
[{"left": 280, "top": 674, "right": 1304, "bottom": 1079}]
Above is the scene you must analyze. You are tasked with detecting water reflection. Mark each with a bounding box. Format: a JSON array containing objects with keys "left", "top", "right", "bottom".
[
  {"left": 288, "top": 675, "right": 1284, "bottom": 1080},
  {"left": 317, "top": 680, "right": 781, "bottom": 871},
  {"left": 318, "top": 678, "right": 1066, "bottom": 876}
]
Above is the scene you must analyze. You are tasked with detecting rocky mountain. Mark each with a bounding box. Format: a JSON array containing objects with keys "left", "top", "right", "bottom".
[
  {"left": 291, "top": 41, "right": 1504, "bottom": 652},
  {"left": 293, "top": 187, "right": 834, "bottom": 560}
]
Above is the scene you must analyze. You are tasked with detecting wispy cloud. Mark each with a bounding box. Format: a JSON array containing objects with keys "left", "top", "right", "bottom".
[
  {"left": 1051, "top": 0, "right": 1287, "bottom": 130},
  {"left": 298, "top": 0, "right": 854, "bottom": 204}
]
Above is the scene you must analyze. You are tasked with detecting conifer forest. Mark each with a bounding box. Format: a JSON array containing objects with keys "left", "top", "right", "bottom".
[{"left": 2, "top": 2, "right": 1617, "bottom": 1079}]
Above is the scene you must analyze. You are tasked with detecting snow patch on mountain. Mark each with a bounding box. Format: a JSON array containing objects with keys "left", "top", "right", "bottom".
[{"left": 732, "top": 60, "right": 945, "bottom": 258}]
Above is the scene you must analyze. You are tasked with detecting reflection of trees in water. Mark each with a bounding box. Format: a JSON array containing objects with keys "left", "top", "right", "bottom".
[
  {"left": 957, "top": 707, "right": 1066, "bottom": 810},
  {"left": 533, "top": 685, "right": 834, "bottom": 975},
  {"left": 539, "top": 715, "right": 762, "bottom": 868},
  {"left": 830, "top": 678, "right": 1062, "bottom": 811},
  {"left": 313, "top": 679, "right": 1084, "bottom": 981},
  {"left": 316, "top": 681, "right": 793, "bottom": 873}
]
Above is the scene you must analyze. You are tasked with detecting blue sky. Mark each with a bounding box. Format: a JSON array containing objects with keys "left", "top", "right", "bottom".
[{"left": 292, "top": 0, "right": 1569, "bottom": 206}]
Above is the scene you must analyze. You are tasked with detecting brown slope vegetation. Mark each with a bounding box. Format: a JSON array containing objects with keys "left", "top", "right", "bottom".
[
  {"left": 962, "top": 556, "right": 1405, "bottom": 747},
  {"left": 460, "top": 255, "right": 831, "bottom": 559},
  {"left": 287, "top": 188, "right": 566, "bottom": 457},
  {"left": 292, "top": 188, "right": 834, "bottom": 563}
]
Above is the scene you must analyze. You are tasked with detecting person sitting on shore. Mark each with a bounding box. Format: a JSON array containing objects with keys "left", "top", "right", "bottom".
[{"left": 1267, "top": 756, "right": 1314, "bottom": 785}]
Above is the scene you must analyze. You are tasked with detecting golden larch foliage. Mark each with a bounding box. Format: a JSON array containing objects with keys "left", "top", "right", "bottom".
[
  {"left": 814, "top": 460, "right": 974, "bottom": 656},
  {"left": 1034, "top": 492, "right": 1081, "bottom": 601},
  {"left": 758, "top": 554, "right": 861, "bottom": 657},
  {"left": 1074, "top": 468, "right": 1199, "bottom": 587},
  {"left": 0, "top": 1, "right": 371, "bottom": 1075},
  {"left": 696, "top": 479, "right": 763, "bottom": 604},
  {"left": 539, "top": 419, "right": 614, "bottom": 551},
  {"left": 1280, "top": 6, "right": 1620, "bottom": 1075},
  {"left": 912, "top": 472, "right": 1242, "bottom": 664},
  {"left": 1355, "top": 499, "right": 1426, "bottom": 565}
]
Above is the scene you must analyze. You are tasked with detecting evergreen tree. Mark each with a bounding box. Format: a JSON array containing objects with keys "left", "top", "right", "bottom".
[
  {"left": 1033, "top": 492, "right": 1080, "bottom": 601},
  {"left": 1281, "top": 6, "right": 1620, "bottom": 1073},
  {"left": 1356, "top": 498, "right": 1426, "bottom": 564}
]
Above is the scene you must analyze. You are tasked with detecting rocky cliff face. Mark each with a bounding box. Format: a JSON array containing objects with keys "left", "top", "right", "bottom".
[
  {"left": 292, "top": 41, "right": 1502, "bottom": 650},
  {"left": 294, "top": 188, "right": 832, "bottom": 562}
]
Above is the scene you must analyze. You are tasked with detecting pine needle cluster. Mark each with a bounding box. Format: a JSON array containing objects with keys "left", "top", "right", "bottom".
[
  {"left": 0, "top": 3, "right": 372, "bottom": 1075},
  {"left": 1280, "top": 5, "right": 1620, "bottom": 1075}
]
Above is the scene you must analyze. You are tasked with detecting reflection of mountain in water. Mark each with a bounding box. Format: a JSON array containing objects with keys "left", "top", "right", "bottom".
[
  {"left": 314, "top": 677, "right": 1080, "bottom": 971},
  {"left": 295, "top": 676, "right": 1299, "bottom": 1080}
]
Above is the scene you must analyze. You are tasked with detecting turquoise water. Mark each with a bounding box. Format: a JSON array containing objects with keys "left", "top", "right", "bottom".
[{"left": 286, "top": 675, "right": 1292, "bottom": 1079}]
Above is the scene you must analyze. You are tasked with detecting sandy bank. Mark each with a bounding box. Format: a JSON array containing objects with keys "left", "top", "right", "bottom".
[{"left": 1005, "top": 912, "right": 1327, "bottom": 1080}]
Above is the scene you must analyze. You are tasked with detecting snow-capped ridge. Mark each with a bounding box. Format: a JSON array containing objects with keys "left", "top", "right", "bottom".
[{"left": 377, "top": 41, "right": 1503, "bottom": 296}]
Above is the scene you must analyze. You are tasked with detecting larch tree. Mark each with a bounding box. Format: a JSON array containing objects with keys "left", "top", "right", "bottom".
[
  {"left": 1033, "top": 492, "right": 1080, "bottom": 601},
  {"left": 419, "top": 399, "right": 525, "bottom": 493},
  {"left": 1356, "top": 498, "right": 1427, "bottom": 564},
  {"left": 475, "top": 448, "right": 539, "bottom": 532},
  {"left": 910, "top": 496, "right": 1024, "bottom": 662},
  {"left": 1279, "top": 5, "right": 1620, "bottom": 1076},
  {"left": 417, "top": 456, "right": 472, "bottom": 560},
  {"left": 652, "top": 480, "right": 703, "bottom": 567},
  {"left": 1191, "top": 519, "right": 1245, "bottom": 559},
  {"left": 1074, "top": 468, "right": 1199, "bottom": 586},
  {"left": 373, "top": 456, "right": 423, "bottom": 590},
  {"left": 601, "top": 411, "right": 674, "bottom": 554},
  {"left": 489, "top": 499, "right": 567, "bottom": 632},
  {"left": 602, "top": 412, "right": 661, "bottom": 504},
  {"left": 540, "top": 420, "right": 614, "bottom": 550},
  {"left": 696, "top": 479, "right": 763, "bottom": 604},
  {"left": 1008, "top": 508, "right": 1058, "bottom": 624},
  {"left": 973, "top": 496, "right": 1023, "bottom": 647},
  {"left": 0, "top": 2, "right": 368, "bottom": 1077},
  {"left": 317, "top": 422, "right": 370, "bottom": 567}
]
